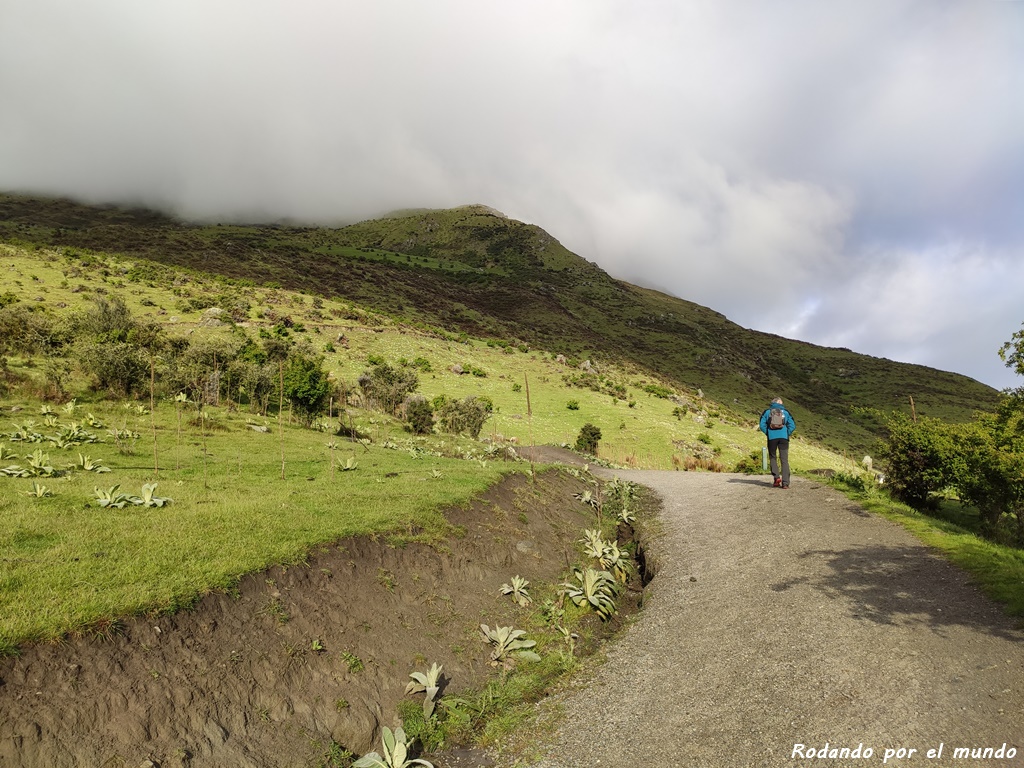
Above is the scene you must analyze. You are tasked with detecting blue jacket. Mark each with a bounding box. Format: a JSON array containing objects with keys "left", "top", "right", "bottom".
[{"left": 760, "top": 404, "right": 795, "bottom": 440}]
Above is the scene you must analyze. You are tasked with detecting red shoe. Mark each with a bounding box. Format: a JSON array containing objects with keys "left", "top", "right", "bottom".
[
  {"left": 773, "top": 477, "right": 782, "bottom": 488},
  {"left": 781, "top": 483, "right": 790, "bottom": 489}
]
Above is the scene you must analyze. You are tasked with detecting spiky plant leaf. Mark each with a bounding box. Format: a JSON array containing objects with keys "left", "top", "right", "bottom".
[
  {"left": 134, "top": 483, "right": 170, "bottom": 507},
  {"left": 94, "top": 485, "right": 131, "bottom": 509},
  {"left": 25, "top": 449, "right": 55, "bottom": 477},
  {"left": 480, "top": 624, "right": 541, "bottom": 669},
  {"left": 560, "top": 568, "right": 619, "bottom": 621},
  {"left": 405, "top": 662, "right": 443, "bottom": 719},
  {"left": 25, "top": 482, "right": 52, "bottom": 498},
  {"left": 499, "top": 575, "right": 532, "bottom": 607},
  {"left": 579, "top": 529, "right": 607, "bottom": 561}
]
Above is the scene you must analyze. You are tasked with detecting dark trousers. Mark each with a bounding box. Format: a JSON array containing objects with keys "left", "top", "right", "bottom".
[{"left": 768, "top": 438, "right": 790, "bottom": 485}]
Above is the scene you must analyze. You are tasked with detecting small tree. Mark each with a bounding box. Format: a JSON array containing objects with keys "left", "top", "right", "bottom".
[
  {"left": 283, "top": 353, "right": 331, "bottom": 426},
  {"left": 358, "top": 362, "right": 419, "bottom": 415},
  {"left": 405, "top": 395, "right": 434, "bottom": 435},
  {"left": 436, "top": 396, "right": 492, "bottom": 439},
  {"left": 73, "top": 296, "right": 163, "bottom": 397},
  {"left": 880, "top": 412, "right": 953, "bottom": 509},
  {"left": 77, "top": 341, "right": 151, "bottom": 397},
  {"left": 576, "top": 423, "right": 602, "bottom": 456},
  {"left": 948, "top": 416, "right": 1024, "bottom": 534}
]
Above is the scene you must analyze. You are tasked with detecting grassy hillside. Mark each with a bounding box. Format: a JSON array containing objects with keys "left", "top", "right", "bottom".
[
  {"left": 0, "top": 241, "right": 847, "bottom": 473},
  {"left": 0, "top": 192, "right": 1000, "bottom": 456}
]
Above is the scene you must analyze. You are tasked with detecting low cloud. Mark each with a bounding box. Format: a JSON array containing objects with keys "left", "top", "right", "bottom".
[{"left": 1, "top": 0, "right": 1021, "bottom": 388}]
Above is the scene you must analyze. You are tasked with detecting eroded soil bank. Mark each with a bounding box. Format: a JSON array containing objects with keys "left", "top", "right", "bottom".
[{"left": 0, "top": 469, "right": 644, "bottom": 768}]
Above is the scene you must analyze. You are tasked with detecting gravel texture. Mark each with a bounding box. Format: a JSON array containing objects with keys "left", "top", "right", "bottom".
[{"left": 526, "top": 472, "right": 1024, "bottom": 768}]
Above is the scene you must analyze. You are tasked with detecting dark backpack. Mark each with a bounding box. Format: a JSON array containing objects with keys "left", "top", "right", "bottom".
[{"left": 768, "top": 407, "right": 787, "bottom": 431}]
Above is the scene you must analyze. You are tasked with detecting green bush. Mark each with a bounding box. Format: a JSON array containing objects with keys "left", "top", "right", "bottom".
[
  {"left": 0, "top": 305, "right": 63, "bottom": 356},
  {"left": 436, "top": 396, "right": 492, "bottom": 439},
  {"left": 358, "top": 362, "right": 419, "bottom": 415},
  {"left": 733, "top": 449, "right": 764, "bottom": 474},
  {"left": 566, "top": 400, "right": 580, "bottom": 411},
  {"left": 642, "top": 383, "right": 673, "bottom": 398},
  {"left": 283, "top": 353, "right": 331, "bottom": 426},
  {"left": 405, "top": 395, "right": 434, "bottom": 435},
  {"left": 575, "top": 423, "right": 602, "bottom": 455},
  {"left": 163, "top": 336, "right": 242, "bottom": 404},
  {"left": 881, "top": 412, "right": 955, "bottom": 509},
  {"left": 948, "top": 413, "right": 1024, "bottom": 536},
  {"left": 76, "top": 341, "right": 151, "bottom": 397}
]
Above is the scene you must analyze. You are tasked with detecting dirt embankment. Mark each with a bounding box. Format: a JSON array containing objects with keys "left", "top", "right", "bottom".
[{"left": 0, "top": 469, "right": 638, "bottom": 768}]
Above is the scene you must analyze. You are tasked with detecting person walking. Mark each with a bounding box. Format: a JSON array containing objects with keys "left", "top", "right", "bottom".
[{"left": 759, "top": 397, "right": 796, "bottom": 488}]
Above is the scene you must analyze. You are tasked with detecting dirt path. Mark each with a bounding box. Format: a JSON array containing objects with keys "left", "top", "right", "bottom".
[{"left": 527, "top": 472, "right": 1024, "bottom": 768}]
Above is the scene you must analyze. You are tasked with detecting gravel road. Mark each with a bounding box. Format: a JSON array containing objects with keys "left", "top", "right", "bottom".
[{"left": 527, "top": 472, "right": 1024, "bottom": 768}]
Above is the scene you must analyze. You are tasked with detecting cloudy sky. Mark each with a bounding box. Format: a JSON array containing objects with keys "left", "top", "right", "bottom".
[{"left": 2, "top": 1, "right": 1022, "bottom": 388}]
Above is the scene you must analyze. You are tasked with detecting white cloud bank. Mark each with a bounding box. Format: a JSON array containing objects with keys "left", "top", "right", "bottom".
[{"left": 1, "top": 0, "right": 1021, "bottom": 388}]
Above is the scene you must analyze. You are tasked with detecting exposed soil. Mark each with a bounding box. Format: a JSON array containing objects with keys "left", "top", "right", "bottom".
[{"left": 0, "top": 468, "right": 638, "bottom": 768}]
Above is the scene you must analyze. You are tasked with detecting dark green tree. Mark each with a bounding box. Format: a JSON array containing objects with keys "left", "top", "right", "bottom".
[
  {"left": 283, "top": 353, "right": 331, "bottom": 426},
  {"left": 948, "top": 415, "right": 1024, "bottom": 536},
  {"left": 576, "top": 423, "right": 602, "bottom": 456},
  {"left": 404, "top": 395, "right": 434, "bottom": 435}
]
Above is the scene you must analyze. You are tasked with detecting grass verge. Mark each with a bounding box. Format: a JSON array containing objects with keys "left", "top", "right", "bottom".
[{"left": 827, "top": 476, "right": 1024, "bottom": 619}]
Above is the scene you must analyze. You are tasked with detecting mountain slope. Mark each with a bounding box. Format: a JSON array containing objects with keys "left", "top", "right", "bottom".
[{"left": 0, "top": 192, "right": 999, "bottom": 454}]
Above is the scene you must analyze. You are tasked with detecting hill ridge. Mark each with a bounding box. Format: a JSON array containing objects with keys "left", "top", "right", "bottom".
[{"left": 0, "top": 191, "right": 998, "bottom": 454}]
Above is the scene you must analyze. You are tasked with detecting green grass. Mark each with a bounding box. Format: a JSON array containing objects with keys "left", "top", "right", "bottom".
[
  {"left": 827, "top": 477, "right": 1024, "bottom": 618},
  {"left": 0, "top": 398, "right": 508, "bottom": 651}
]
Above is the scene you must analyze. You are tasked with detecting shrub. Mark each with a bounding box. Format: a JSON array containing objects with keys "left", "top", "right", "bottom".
[
  {"left": 163, "top": 336, "right": 242, "bottom": 405},
  {"left": 436, "top": 396, "right": 492, "bottom": 439},
  {"left": 947, "top": 414, "right": 1024, "bottom": 534},
  {"left": 405, "top": 396, "right": 434, "bottom": 435},
  {"left": 76, "top": 341, "right": 151, "bottom": 397},
  {"left": 283, "top": 353, "right": 331, "bottom": 426},
  {"left": 575, "top": 423, "right": 602, "bottom": 455},
  {"left": 358, "top": 362, "right": 419, "bottom": 415},
  {"left": 642, "top": 383, "right": 673, "bottom": 398},
  {"left": 0, "top": 305, "right": 63, "bottom": 356},
  {"left": 881, "top": 412, "right": 955, "bottom": 509},
  {"left": 566, "top": 400, "right": 580, "bottom": 411},
  {"left": 733, "top": 449, "right": 764, "bottom": 474},
  {"left": 229, "top": 359, "right": 276, "bottom": 415}
]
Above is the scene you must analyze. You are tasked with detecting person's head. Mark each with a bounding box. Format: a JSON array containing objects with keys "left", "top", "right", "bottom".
[{"left": 772, "top": 397, "right": 783, "bottom": 405}]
